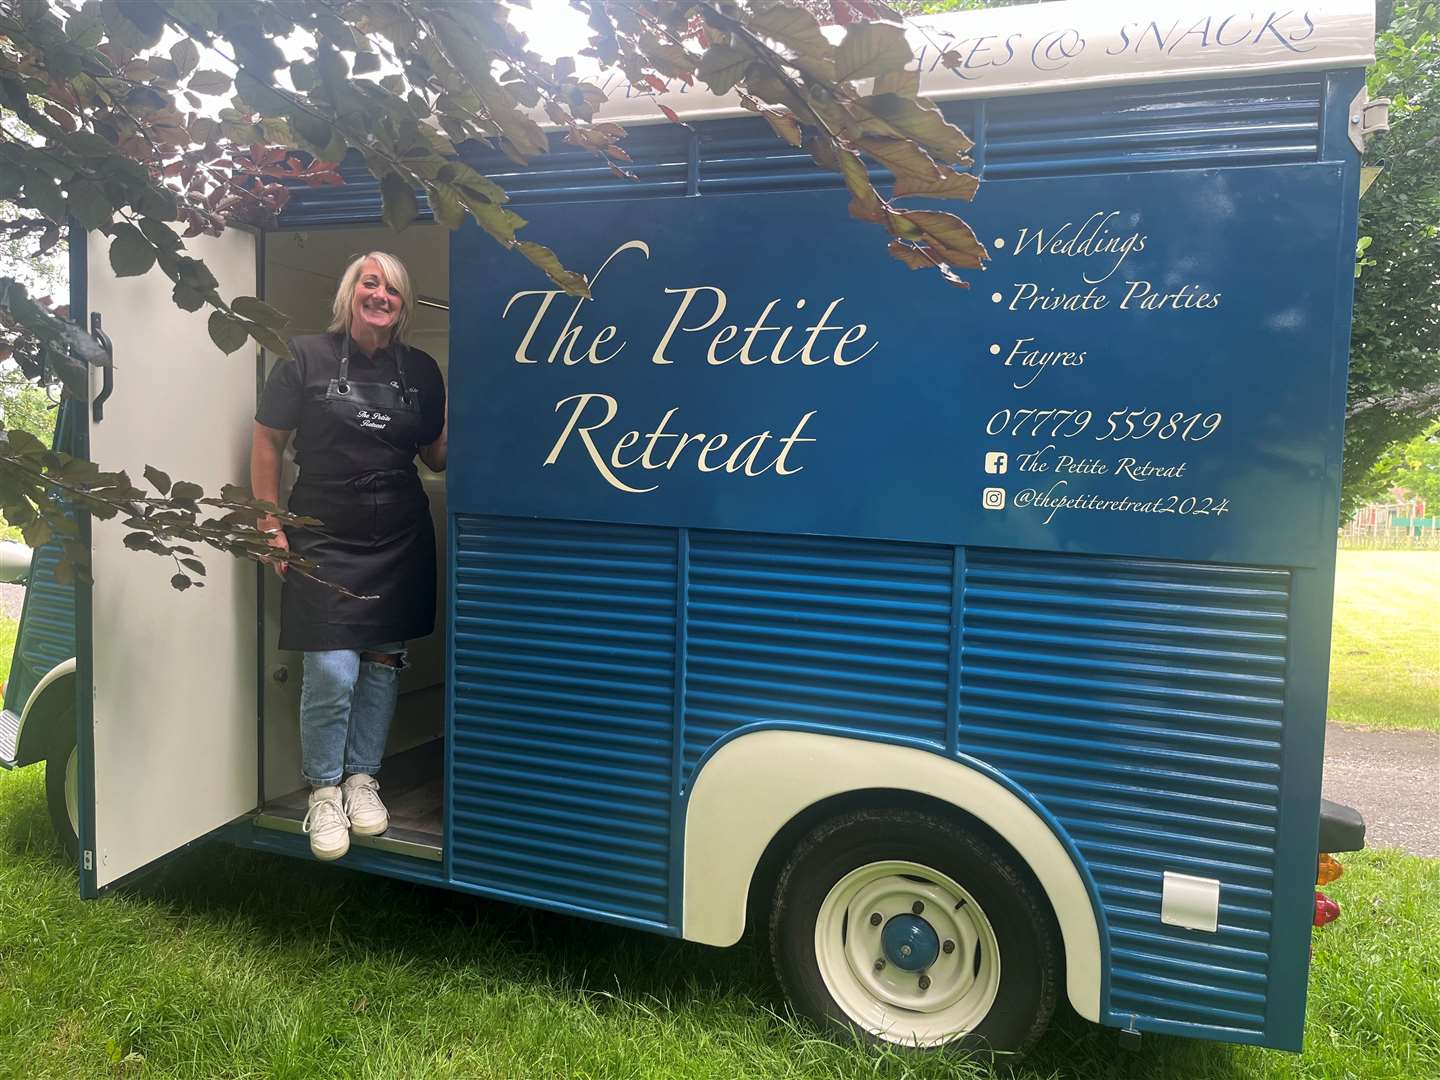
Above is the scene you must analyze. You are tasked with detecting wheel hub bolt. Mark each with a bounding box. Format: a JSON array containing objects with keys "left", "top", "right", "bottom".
[
  {"left": 912, "top": 901, "right": 925, "bottom": 915},
  {"left": 874, "top": 959, "right": 886, "bottom": 972},
  {"left": 918, "top": 975, "right": 931, "bottom": 991},
  {"left": 942, "top": 940, "right": 955, "bottom": 955},
  {"left": 869, "top": 912, "right": 882, "bottom": 927}
]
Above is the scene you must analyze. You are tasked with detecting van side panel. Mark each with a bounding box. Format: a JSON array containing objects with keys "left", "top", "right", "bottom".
[
  {"left": 2, "top": 400, "right": 81, "bottom": 737},
  {"left": 446, "top": 73, "right": 1360, "bottom": 1050}
]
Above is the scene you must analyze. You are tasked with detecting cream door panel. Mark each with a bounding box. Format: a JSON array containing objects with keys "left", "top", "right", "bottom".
[{"left": 87, "top": 228, "right": 259, "bottom": 887}]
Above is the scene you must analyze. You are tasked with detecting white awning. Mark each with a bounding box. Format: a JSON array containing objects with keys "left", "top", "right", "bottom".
[{"left": 570, "top": 0, "right": 1375, "bottom": 128}]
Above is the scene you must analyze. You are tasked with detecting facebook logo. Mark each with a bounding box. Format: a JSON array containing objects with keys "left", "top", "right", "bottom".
[{"left": 985, "top": 452, "right": 1008, "bottom": 474}]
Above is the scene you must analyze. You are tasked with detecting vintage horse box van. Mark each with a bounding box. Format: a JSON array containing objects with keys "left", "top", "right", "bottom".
[{"left": 1, "top": 0, "right": 1379, "bottom": 1057}]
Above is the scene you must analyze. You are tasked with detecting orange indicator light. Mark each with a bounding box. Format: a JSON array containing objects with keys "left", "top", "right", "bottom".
[{"left": 1317, "top": 853, "right": 1344, "bottom": 886}]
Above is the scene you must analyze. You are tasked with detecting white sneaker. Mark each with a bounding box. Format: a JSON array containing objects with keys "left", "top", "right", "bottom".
[
  {"left": 343, "top": 774, "right": 389, "bottom": 836},
  {"left": 303, "top": 786, "right": 350, "bottom": 861}
]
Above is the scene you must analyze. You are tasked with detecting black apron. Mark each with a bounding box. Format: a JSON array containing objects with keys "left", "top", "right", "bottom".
[{"left": 279, "top": 342, "right": 437, "bottom": 652}]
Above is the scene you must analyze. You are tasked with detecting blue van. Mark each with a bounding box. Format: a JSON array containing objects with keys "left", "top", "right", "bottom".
[{"left": 1, "top": 0, "right": 1379, "bottom": 1058}]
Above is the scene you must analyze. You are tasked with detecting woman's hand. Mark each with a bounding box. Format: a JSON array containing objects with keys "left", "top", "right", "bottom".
[{"left": 265, "top": 526, "right": 290, "bottom": 578}]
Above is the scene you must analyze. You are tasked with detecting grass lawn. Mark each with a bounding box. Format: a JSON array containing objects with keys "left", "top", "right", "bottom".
[
  {"left": 0, "top": 548, "right": 1434, "bottom": 1078},
  {"left": 0, "top": 762, "right": 1436, "bottom": 1080},
  {"left": 1328, "top": 550, "right": 1440, "bottom": 732}
]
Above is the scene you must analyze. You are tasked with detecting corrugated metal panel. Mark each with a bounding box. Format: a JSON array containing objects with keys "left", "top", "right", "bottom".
[
  {"left": 981, "top": 74, "right": 1322, "bottom": 178},
  {"left": 449, "top": 515, "right": 677, "bottom": 926},
  {"left": 276, "top": 75, "right": 1324, "bottom": 226},
  {"left": 3, "top": 401, "right": 78, "bottom": 721},
  {"left": 464, "top": 123, "right": 692, "bottom": 204},
  {"left": 683, "top": 531, "right": 952, "bottom": 780},
  {"left": 956, "top": 548, "right": 1290, "bottom": 1036}
]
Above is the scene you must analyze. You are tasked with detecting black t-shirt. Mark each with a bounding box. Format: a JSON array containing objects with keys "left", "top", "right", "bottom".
[{"left": 256, "top": 332, "right": 445, "bottom": 479}]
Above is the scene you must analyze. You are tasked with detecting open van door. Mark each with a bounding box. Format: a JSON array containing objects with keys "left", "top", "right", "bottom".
[{"left": 79, "top": 228, "right": 260, "bottom": 894}]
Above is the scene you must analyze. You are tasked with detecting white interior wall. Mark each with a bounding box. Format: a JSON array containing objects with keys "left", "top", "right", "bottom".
[{"left": 261, "top": 223, "right": 450, "bottom": 798}]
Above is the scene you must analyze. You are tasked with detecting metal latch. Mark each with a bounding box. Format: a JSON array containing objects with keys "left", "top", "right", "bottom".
[{"left": 1348, "top": 87, "right": 1391, "bottom": 154}]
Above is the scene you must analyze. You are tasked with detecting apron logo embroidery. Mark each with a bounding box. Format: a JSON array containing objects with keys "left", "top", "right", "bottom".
[{"left": 357, "top": 409, "right": 393, "bottom": 431}]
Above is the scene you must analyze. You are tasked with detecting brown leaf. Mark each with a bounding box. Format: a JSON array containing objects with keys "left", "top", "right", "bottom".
[
  {"left": 859, "top": 93, "right": 974, "bottom": 163},
  {"left": 748, "top": 2, "right": 833, "bottom": 57},
  {"left": 834, "top": 22, "right": 912, "bottom": 82},
  {"left": 887, "top": 240, "right": 933, "bottom": 270},
  {"left": 888, "top": 209, "right": 987, "bottom": 270},
  {"left": 697, "top": 43, "right": 754, "bottom": 96},
  {"left": 892, "top": 166, "right": 979, "bottom": 201},
  {"left": 758, "top": 108, "right": 803, "bottom": 148}
]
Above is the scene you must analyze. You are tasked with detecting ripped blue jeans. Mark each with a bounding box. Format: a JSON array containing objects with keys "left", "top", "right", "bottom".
[{"left": 300, "top": 643, "right": 406, "bottom": 787}]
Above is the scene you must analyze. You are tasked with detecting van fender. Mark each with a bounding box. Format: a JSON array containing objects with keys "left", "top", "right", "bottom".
[
  {"left": 13, "top": 658, "right": 77, "bottom": 767},
  {"left": 681, "top": 730, "right": 1103, "bottom": 1023}
]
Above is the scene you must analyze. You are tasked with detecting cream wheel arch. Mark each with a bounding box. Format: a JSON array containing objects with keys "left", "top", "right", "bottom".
[{"left": 681, "top": 730, "right": 1103, "bottom": 1022}]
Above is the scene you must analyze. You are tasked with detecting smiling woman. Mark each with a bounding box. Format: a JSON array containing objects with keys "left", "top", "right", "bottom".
[{"left": 248, "top": 251, "right": 448, "bottom": 863}]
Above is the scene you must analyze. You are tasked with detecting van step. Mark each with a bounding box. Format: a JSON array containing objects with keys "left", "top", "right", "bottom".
[{"left": 253, "top": 809, "right": 443, "bottom": 862}]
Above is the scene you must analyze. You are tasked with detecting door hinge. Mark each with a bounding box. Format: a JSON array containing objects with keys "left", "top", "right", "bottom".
[{"left": 1348, "top": 87, "right": 1391, "bottom": 154}]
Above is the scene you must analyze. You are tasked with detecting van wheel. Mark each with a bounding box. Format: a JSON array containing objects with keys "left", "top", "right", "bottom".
[
  {"left": 43, "top": 713, "right": 79, "bottom": 865},
  {"left": 769, "top": 808, "right": 1059, "bottom": 1060}
]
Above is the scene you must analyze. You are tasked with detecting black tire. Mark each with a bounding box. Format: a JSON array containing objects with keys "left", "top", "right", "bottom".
[
  {"left": 43, "top": 709, "right": 79, "bottom": 866},
  {"left": 769, "top": 808, "right": 1060, "bottom": 1062}
]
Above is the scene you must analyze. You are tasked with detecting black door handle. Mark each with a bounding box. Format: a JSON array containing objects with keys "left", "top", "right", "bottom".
[{"left": 90, "top": 312, "right": 113, "bottom": 423}]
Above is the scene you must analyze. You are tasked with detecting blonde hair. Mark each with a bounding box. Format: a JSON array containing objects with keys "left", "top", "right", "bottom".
[{"left": 329, "top": 251, "right": 415, "bottom": 343}]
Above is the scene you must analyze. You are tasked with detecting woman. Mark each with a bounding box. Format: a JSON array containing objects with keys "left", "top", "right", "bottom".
[{"left": 250, "top": 252, "right": 447, "bottom": 861}]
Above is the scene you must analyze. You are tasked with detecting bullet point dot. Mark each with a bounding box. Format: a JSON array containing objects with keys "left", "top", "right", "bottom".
[
  {"left": 989, "top": 343, "right": 1001, "bottom": 355},
  {"left": 991, "top": 292, "right": 1003, "bottom": 303},
  {"left": 993, "top": 237, "right": 1006, "bottom": 249}
]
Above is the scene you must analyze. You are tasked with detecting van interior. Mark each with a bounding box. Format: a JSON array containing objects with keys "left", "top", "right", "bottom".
[{"left": 254, "top": 223, "right": 450, "bottom": 862}]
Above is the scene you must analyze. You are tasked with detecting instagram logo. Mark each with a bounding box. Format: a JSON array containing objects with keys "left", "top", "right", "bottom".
[
  {"left": 985, "top": 451, "right": 1008, "bottom": 474},
  {"left": 982, "top": 487, "right": 1006, "bottom": 510}
]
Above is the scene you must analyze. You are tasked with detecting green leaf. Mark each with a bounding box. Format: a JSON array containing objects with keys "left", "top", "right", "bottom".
[
  {"left": 516, "top": 241, "right": 590, "bottom": 298},
  {"left": 170, "top": 573, "right": 193, "bottom": 591},
  {"left": 143, "top": 464, "right": 172, "bottom": 494},
  {"left": 428, "top": 183, "right": 465, "bottom": 230},
  {"left": 101, "top": 0, "right": 165, "bottom": 49},
  {"left": 290, "top": 110, "right": 338, "bottom": 156},
  {"left": 108, "top": 224, "right": 156, "bottom": 277},
  {"left": 5, "top": 429, "right": 48, "bottom": 458},
  {"left": 139, "top": 217, "right": 182, "bottom": 251},
  {"left": 834, "top": 23, "right": 913, "bottom": 82},
  {"left": 242, "top": 320, "right": 291, "bottom": 357},
  {"left": 697, "top": 43, "right": 755, "bottom": 96},
  {"left": 748, "top": 2, "right": 832, "bottom": 56},
  {"left": 188, "top": 69, "right": 232, "bottom": 95},
  {"left": 26, "top": 175, "right": 66, "bottom": 223},
  {"left": 289, "top": 60, "right": 316, "bottom": 93},
  {"left": 67, "top": 179, "right": 112, "bottom": 230},
  {"left": 469, "top": 202, "right": 526, "bottom": 246},
  {"left": 172, "top": 283, "right": 206, "bottom": 312},
  {"left": 380, "top": 172, "right": 419, "bottom": 232},
  {"left": 231, "top": 296, "right": 290, "bottom": 330},
  {"left": 207, "top": 311, "right": 250, "bottom": 355},
  {"left": 21, "top": 518, "right": 51, "bottom": 549},
  {"left": 171, "top": 37, "right": 200, "bottom": 79},
  {"left": 66, "top": 9, "right": 105, "bottom": 48},
  {"left": 180, "top": 557, "right": 207, "bottom": 576},
  {"left": 135, "top": 184, "right": 179, "bottom": 221},
  {"left": 170, "top": 480, "right": 203, "bottom": 502},
  {"left": 353, "top": 51, "right": 380, "bottom": 76}
]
